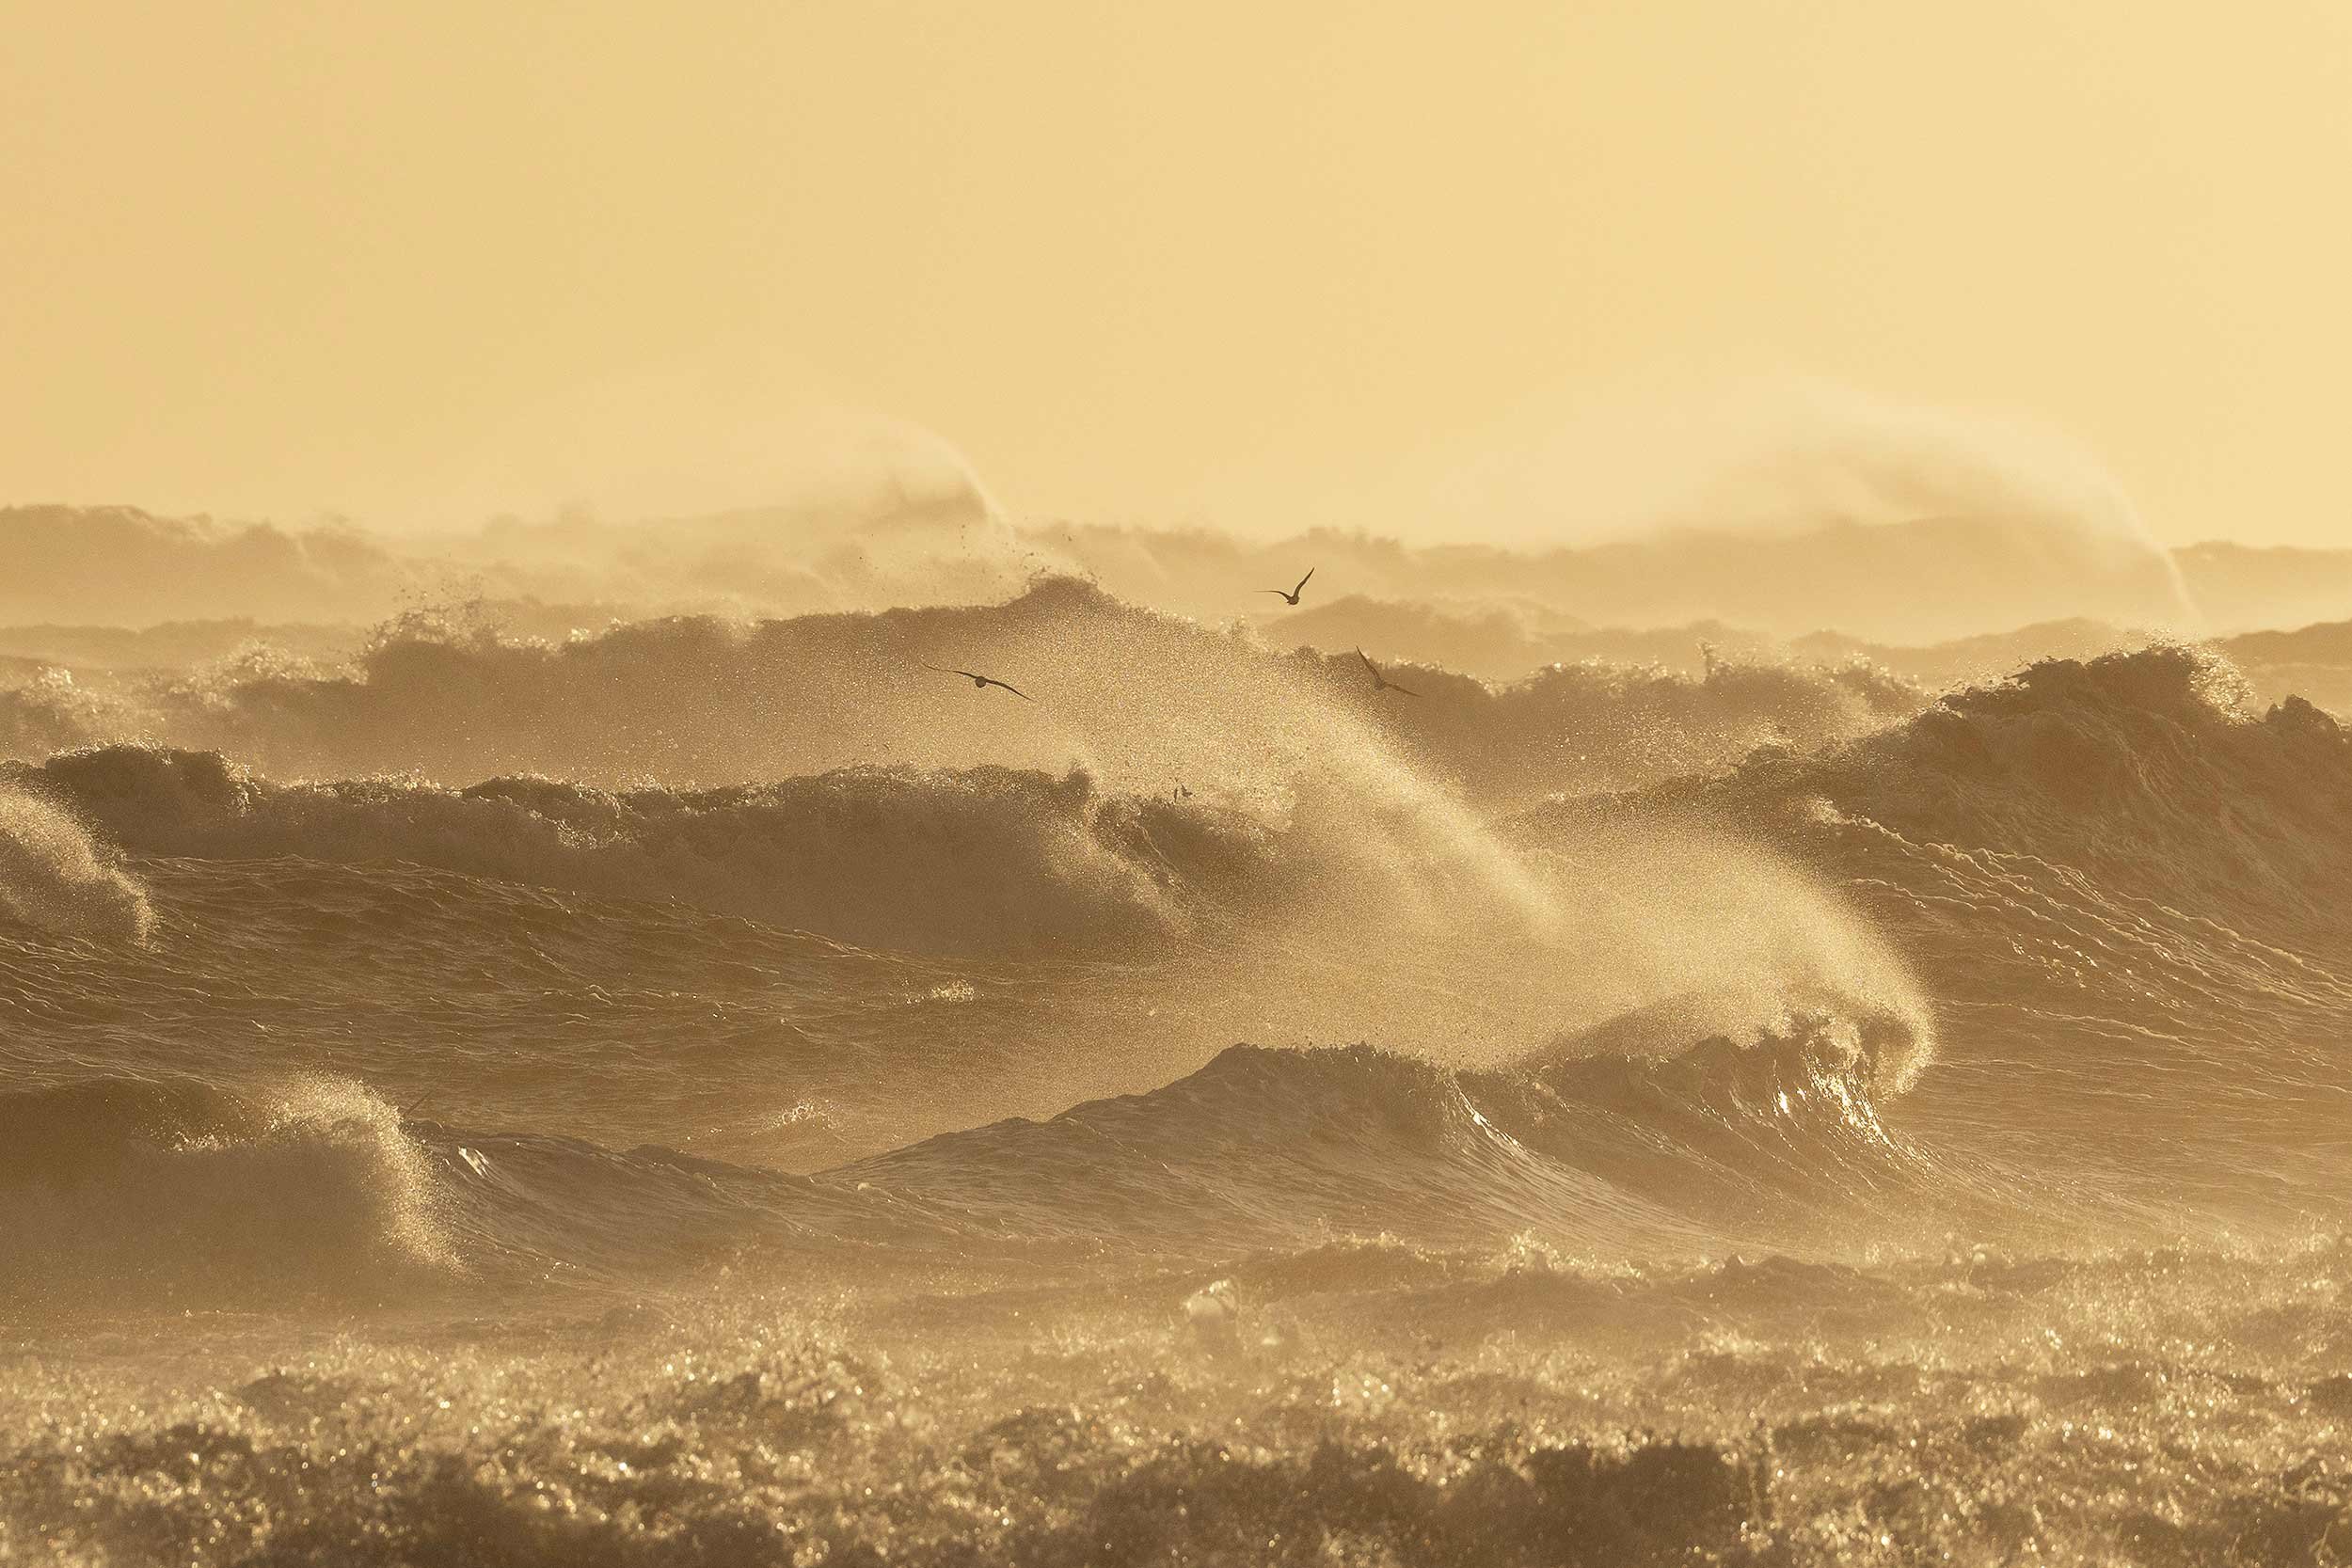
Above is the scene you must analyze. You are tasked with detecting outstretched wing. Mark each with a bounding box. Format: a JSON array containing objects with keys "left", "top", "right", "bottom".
[
  {"left": 1292, "top": 566, "right": 1314, "bottom": 597},
  {"left": 922, "top": 662, "right": 1002, "bottom": 688},
  {"left": 982, "top": 677, "right": 1034, "bottom": 702},
  {"left": 1356, "top": 647, "right": 1380, "bottom": 677},
  {"left": 1386, "top": 680, "right": 1420, "bottom": 698}
]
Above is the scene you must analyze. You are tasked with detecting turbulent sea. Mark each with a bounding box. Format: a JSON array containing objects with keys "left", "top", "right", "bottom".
[{"left": 7, "top": 576, "right": 2352, "bottom": 1565}]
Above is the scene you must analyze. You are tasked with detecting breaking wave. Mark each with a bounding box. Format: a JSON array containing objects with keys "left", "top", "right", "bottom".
[
  {"left": 11, "top": 620, "right": 2352, "bottom": 1561},
  {"left": 843, "top": 1006, "right": 1934, "bottom": 1258},
  {"left": 2, "top": 578, "right": 1924, "bottom": 804},
  {"left": 11, "top": 749, "right": 1224, "bottom": 957},
  {"left": 0, "top": 1076, "right": 453, "bottom": 1307},
  {"left": 0, "top": 784, "right": 152, "bottom": 942},
  {"left": 1662, "top": 643, "right": 2352, "bottom": 943}
]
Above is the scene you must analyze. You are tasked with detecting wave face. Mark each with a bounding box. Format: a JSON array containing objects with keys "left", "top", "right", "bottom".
[{"left": 10, "top": 571, "right": 2352, "bottom": 1560}]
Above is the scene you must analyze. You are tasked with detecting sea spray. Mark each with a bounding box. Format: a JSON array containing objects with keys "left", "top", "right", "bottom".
[{"left": 0, "top": 784, "right": 152, "bottom": 942}]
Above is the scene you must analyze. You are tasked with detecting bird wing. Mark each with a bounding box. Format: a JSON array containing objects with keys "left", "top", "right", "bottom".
[
  {"left": 1293, "top": 567, "right": 1314, "bottom": 596},
  {"left": 982, "top": 677, "right": 1034, "bottom": 701},
  {"left": 1387, "top": 680, "right": 1420, "bottom": 697},
  {"left": 1255, "top": 589, "right": 1291, "bottom": 596},
  {"left": 925, "top": 662, "right": 1003, "bottom": 685},
  {"left": 1356, "top": 647, "right": 1380, "bottom": 676}
]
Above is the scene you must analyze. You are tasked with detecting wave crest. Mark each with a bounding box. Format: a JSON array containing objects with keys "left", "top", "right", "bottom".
[
  {"left": 12, "top": 748, "right": 1262, "bottom": 956},
  {"left": 1679, "top": 644, "right": 2352, "bottom": 942},
  {"left": 0, "top": 1075, "right": 454, "bottom": 1306},
  {"left": 0, "top": 784, "right": 152, "bottom": 941},
  {"left": 3, "top": 577, "right": 1925, "bottom": 805}
]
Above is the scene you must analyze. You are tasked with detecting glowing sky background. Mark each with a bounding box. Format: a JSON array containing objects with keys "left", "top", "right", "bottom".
[{"left": 5, "top": 1, "right": 2349, "bottom": 543}]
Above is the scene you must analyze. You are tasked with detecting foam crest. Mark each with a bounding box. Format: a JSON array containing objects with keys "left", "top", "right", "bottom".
[
  {"left": 0, "top": 577, "right": 1932, "bottom": 1064},
  {"left": 0, "top": 784, "right": 152, "bottom": 942},
  {"left": 0, "top": 1075, "right": 454, "bottom": 1307},
  {"left": 6, "top": 577, "right": 1919, "bottom": 800}
]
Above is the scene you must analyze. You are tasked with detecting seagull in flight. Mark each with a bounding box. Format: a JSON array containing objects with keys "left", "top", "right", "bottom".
[
  {"left": 1357, "top": 647, "right": 1419, "bottom": 697},
  {"left": 923, "top": 663, "right": 1034, "bottom": 701},
  {"left": 1256, "top": 567, "right": 1315, "bottom": 606}
]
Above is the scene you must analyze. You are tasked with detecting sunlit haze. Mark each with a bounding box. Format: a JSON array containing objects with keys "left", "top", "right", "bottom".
[
  {"left": 7, "top": 2, "right": 2352, "bottom": 541},
  {"left": 15, "top": 12, "right": 2352, "bottom": 1565}
]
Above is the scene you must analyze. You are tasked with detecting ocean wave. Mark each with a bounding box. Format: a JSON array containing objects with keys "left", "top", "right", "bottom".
[
  {"left": 0, "top": 1076, "right": 453, "bottom": 1307},
  {"left": 1663, "top": 643, "right": 2352, "bottom": 946},
  {"left": 0, "top": 498, "right": 2212, "bottom": 641},
  {"left": 4, "top": 736, "right": 1927, "bottom": 1045},
  {"left": 1, "top": 577, "right": 1924, "bottom": 803},
  {"left": 1508, "top": 642, "right": 2352, "bottom": 1228},
  {"left": 840, "top": 1006, "right": 1937, "bottom": 1256},
  {"left": 0, "top": 784, "right": 152, "bottom": 942},
  {"left": 38, "top": 641, "right": 2351, "bottom": 1269},
  {"left": 0, "top": 1007, "right": 1938, "bottom": 1310},
  {"left": 8, "top": 747, "right": 1264, "bottom": 957}
]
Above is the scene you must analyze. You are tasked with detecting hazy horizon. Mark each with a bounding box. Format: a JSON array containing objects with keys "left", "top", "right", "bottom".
[{"left": 9, "top": 3, "right": 2352, "bottom": 544}]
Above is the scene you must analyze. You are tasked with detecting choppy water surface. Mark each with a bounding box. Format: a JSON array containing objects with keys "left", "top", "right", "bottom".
[{"left": 7, "top": 581, "right": 2352, "bottom": 1563}]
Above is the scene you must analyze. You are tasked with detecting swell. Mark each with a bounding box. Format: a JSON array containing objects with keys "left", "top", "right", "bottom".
[
  {"left": 7, "top": 748, "right": 1247, "bottom": 958},
  {"left": 1527, "top": 643, "right": 2352, "bottom": 1227},
  {"left": 0, "top": 1072, "right": 946, "bottom": 1307},
  {"left": 0, "top": 1000, "right": 1935, "bottom": 1310},
  {"left": 837, "top": 1007, "right": 1940, "bottom": 1257},
  {"left": 0, "top": 577, "right": 1923, "bottom": 802},
  {"left": 12, "top": 641, "right": 2352, "bottom": 1291}
]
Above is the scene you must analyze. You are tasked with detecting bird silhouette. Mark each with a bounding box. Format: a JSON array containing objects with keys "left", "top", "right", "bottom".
[
  {"left": 1356, "top": 647, "right": 1419, "bottom": 697},
  {"left": 923, "top": 663, "right": 1034, "bottom": 701},
  {"left": 1256, "top": 567, "right": 1315, "bottom": 606}
]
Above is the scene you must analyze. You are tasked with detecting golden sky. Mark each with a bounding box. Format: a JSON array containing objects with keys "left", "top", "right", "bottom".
[{"left": 5, "top": 1, "right": 2349, "bottom": 544}]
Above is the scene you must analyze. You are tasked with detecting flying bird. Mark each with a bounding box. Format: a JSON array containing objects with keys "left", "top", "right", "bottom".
[
  {"left": 1356, "top": 647, "right": 1419, "bottom": 697},
  {"left": 1256, "top": 567, "right": 1315, "bottom": 606},
  {"left": 923, "top": 663, "right": 1034, "bottom": 701}
]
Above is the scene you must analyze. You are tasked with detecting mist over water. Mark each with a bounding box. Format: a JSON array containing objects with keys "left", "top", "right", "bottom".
[{"left": 10, "top": 496, "right": 2352, "bottom": 1564}]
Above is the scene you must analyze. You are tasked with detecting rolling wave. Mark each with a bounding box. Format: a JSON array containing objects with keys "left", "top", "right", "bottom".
[
  {"left": 0, "top": 1076, "right": 452, "bottom": 1306},
  {"left": 12, "top": 610, "right": 2352, "bottom": 1565},
  {"left": 0, "top": 784, "right": 151, "bottom": 942},
  {"left": 0, "top": 1003, "right": 1934, "bottom": 1308},
  {"left": 7, "top": 638, "right": 2351, "bottom": 1295},
  {"left": 9, "top": 748, "right": 1232, "bottom": 957},
  {"left": 1555, "top": 642, "right": 2352, "bottom": 1228},
  {"left": 843, "top": 1006, "right": 1936, "bottom": 1257},
  {"left": 1666, "top": 643, "right": 2352, "bottom": 943},
  {"left": 0, "top": 577, "right": 1923, "bottom": 802}
]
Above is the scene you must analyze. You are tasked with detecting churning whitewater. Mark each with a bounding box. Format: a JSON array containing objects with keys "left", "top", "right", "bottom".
[{"left": 8, "top": 546, "right": 2352, "bottom": 1565}]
